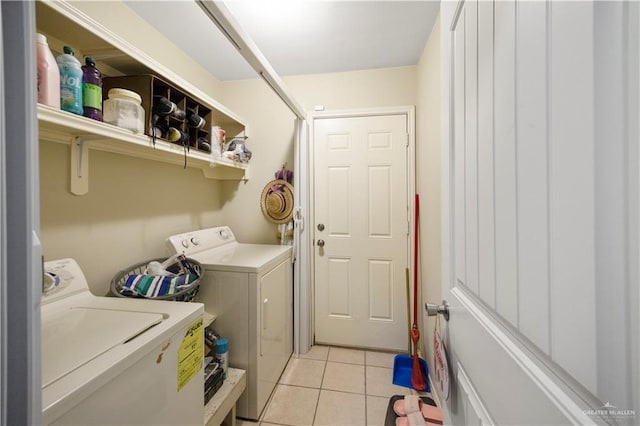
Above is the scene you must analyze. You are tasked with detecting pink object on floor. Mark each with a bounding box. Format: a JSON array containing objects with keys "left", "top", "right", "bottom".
[{"left": 393, "top": 395, "right": 444, "bottom": 425}]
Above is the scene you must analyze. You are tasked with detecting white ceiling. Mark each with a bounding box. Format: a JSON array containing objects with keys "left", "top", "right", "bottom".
[{"left": 124, "top": 1, "right": 440, "bottom": 81}]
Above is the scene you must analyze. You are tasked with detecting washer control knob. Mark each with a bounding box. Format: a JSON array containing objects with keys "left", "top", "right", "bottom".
[
  {"left": 181, "top": 239, "right": 189, "bottom": 248},
  {"left": 191, "top": 237, "right": 200, "bottom": 246}
]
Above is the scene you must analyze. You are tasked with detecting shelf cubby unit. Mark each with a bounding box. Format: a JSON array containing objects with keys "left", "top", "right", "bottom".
[{"left": 36, "top": 0, "right": 250, "bottom": 195}]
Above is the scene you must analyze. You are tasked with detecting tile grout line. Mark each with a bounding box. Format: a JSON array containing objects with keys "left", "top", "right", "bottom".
[
  {"left": 280, "top": 383, "right": 379, "bottom": 397},
  {"left": 311, "top": 356, "right": 328, "bottom": 425},
  {"left": 263, "top": 353, "right": 319, "bottom": 426},
  {"left": 269, "top": 348, "right": 324, "bottom": 425}
]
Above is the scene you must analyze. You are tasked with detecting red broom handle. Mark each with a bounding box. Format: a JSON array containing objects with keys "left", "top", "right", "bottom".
[{"left": 413, "top": 194, "right": 419, "bottom": 326}]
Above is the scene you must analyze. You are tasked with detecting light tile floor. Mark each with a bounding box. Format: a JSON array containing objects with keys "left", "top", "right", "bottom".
[{"left": 237, "top": 346, "right": 430, "bottom": 426}]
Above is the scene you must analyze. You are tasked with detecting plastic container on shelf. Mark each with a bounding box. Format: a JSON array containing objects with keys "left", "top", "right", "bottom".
[
  {"left": 81, "top": 56, "right": 102, "bottom": 121},
  {"left": 103, "top": 88, "right": 145, "bottom": 133},
  {"left": 56, "top": 46, "right": 83, "bottom": 115},
  {"left": 36, "top": 33, "right": 60, "bottom": 108}
]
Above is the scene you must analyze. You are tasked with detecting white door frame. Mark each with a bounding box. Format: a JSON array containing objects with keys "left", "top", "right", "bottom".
[
  {"left": 293, "top": 117, "right": 312, "bottom": 355},
  {"left": 1, "top": 2, "right": 42, "bottom": 424},
  {"left": 299, "top": 106, "right": 416, "bottom": 349}
]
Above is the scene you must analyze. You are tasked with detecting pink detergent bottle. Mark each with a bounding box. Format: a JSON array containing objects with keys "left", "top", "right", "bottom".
[{"left": 36, "top": 33, "right": 60, "bottom": 108}]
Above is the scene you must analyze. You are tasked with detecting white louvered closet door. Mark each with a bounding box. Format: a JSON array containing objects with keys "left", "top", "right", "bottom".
[{"left": 440, "top": 1, "right": 639, "bottom": 424}]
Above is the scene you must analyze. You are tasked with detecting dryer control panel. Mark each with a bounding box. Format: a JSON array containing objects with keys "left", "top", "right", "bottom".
[
  {"left": 42, "top": 258, "right": 89, "bottom": 305},
  {"left": 166, "top": 226, "right": 237, "bottom": 256}
]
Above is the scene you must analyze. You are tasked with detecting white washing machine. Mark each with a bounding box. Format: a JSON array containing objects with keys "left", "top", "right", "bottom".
[
  {"left": 41, "top": 258, "right": 204, "bottom": 425},
  {"left": 166, "top": 226, "right": 293, "bottom": 420}
]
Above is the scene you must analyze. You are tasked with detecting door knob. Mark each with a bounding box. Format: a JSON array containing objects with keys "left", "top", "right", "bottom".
[
  {"left": 425, "top": 300, "right": 450, "bottom": 321},
  {"left": 317, "top": 239, "right": 325, "bottom": 247}
]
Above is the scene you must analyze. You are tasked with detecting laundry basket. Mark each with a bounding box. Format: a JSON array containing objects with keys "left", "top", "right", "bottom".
[{"left": 110, "top": 257, "right": 203, "bottom": 302}]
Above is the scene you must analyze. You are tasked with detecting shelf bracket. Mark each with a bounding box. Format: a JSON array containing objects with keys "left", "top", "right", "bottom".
[
  {"left": 70, "top": 136, "right": 102, "bottom": 195},
  {"left": 202, "top": 162, "right": 249, "bottom": 181}
]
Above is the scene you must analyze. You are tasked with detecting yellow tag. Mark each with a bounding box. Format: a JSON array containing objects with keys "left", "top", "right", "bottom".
[{"left": 177, "top": 318, "right": 203, "bottom": 391}]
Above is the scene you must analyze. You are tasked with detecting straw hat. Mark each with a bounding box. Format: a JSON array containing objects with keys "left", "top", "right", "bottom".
[{"left": 260, "top": 179, "right": 294, "bottom": 224}]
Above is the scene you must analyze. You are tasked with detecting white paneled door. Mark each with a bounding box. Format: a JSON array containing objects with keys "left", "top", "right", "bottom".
[
  {"left": 313, "top": 112, "right": 411, "bottom": 351},
  {"left": 441, "top": 0, "right": 639, "bottom": 424}
]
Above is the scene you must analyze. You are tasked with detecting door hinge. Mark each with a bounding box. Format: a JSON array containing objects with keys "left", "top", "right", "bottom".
[{"left": 406, "top": 134, "right": 409, "bottom": 147}]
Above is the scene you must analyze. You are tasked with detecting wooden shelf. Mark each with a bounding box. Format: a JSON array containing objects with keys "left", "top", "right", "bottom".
[
  {"left": 203, "top": 311, "right": 217, "bottom": 328},
  {"left": 38, "top": 104, "right": 249, "bottom": 195},
  {"left": 204, "top": 368, "right": 246, "bottom": 426},
  {"left": 36, "top": 0, "right": 251, "bottom": 195}
]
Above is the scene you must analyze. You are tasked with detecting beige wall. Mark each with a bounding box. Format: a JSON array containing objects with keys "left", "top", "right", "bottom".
[
  {"left": 285, "top": 66, "right": 418, "bottom": 111},
  {"left": 40, "top": 2, "right": 227, "bottom": 295},
  {"left": 219, "top": 66, "right": 418, "bottom": 244},
  {"left": 218, "top": 79, "right": 297, "bottom": 244},
  {"left": 416, "top": 16, "right": 442, "bottom": 370},
  {"left": 40, "top": 143, "right": 225, "bottom": 296}
]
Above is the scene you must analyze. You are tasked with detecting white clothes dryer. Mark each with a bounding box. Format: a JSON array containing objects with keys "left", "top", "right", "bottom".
[
  {"left": 41, "top": 258, "right": 204, "bottom": 425},
  {"left": 166, "top": 226, "right": 293, "bottom": 420}
]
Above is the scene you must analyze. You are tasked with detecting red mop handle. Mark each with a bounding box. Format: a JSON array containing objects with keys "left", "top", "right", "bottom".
[{"left": 413, "top": 194, "right": 419, "bottom": 325}]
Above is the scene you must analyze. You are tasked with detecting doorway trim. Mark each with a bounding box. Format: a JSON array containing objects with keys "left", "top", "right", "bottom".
[{"left": 297, "top": 106, "right": 416, "bottom": 352}]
